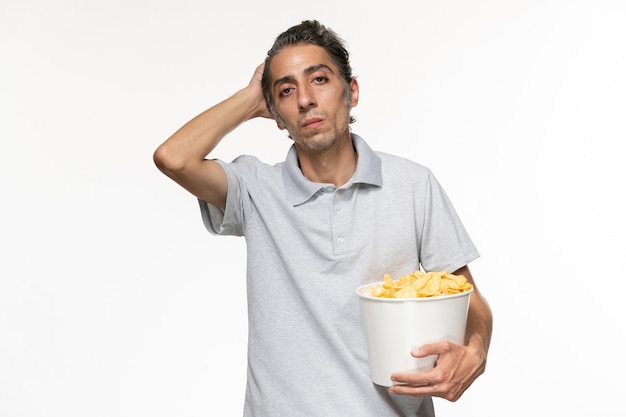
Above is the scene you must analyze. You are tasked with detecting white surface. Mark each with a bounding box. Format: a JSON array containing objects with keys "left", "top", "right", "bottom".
[
  {"left": 357, "top": 284, "right": 471, "bottom": 386},
  {"left": 1, "top": 0, "right": 625, "bottom": 416}
]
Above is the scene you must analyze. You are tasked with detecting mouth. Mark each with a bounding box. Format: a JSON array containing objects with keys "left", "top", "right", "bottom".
[{"left": 302, "top": 117, "right": 324, "bottom": 129}]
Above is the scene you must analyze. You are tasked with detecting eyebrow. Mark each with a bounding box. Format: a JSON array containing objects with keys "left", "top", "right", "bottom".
[{"left": 273, "top": 64, "right": 335, "bottom": 91}]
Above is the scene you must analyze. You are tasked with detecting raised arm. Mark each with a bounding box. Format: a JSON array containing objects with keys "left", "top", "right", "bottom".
[{"left": 153, "top": 64, "right": 273, "bottom": 209}]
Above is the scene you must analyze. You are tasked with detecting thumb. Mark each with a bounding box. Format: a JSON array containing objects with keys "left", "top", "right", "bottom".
[{"left": 411, "top": 341, "right": 445, "bottom": 358}]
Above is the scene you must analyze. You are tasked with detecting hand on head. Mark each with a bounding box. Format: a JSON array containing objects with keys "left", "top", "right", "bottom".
[{"left": 247, "top": 63, "right": 275, "bottom": 121}]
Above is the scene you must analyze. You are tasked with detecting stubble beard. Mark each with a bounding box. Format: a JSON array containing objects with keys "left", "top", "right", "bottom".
[
  {"left": 292, "top": 108, "right": 351, "bottom": 154},
  {"left": 298, "top": 128, "right": 345, "bottom": 153}
]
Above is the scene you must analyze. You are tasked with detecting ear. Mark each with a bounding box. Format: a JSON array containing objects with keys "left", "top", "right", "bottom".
[{"left": 348, "top": 78, "right": 360, "bottom": 108}]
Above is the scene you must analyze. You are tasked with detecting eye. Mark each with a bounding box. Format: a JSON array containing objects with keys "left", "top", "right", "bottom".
[
  {"left": 279, "top": 87, "right": 293, "bottom": 97},
  {"left": 313, "top": 76, "right": 327, "bottom": 84}
]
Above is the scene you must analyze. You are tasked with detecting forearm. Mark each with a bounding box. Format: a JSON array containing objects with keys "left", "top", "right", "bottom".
[
  {"left": 454, "top": 266, "right": 492, "bottom": 356},
  {"left": 155, "top": 87, "right": 265, "bottom": 172},
  {"left": 466, "top": 291, "right": 493, "bottom": 357}
]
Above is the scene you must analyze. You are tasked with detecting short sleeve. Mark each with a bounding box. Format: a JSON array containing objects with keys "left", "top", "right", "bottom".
[
  {"left": 418, "top": 172, "right": 479, "bottom": 273},
  {"left": 198, "top": 159, "right": 245, "bottom": 237}
]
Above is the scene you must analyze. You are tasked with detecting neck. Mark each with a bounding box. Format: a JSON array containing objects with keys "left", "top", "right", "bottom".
[{"left": 296, "top": 134, "right": 357, "bottom": 187}]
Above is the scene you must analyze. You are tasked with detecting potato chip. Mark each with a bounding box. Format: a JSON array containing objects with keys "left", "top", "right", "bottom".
[
  {"left": 369, "top": 270, "right": 473, "bottom": 298},
  {"left": 394, "top": 286, "right": 417, "bottom": 298}
]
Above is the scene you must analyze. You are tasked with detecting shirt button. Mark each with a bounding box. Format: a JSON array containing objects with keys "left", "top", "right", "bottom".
[{"left": 337, "top": 237, "right": 345, "bottom": 244}]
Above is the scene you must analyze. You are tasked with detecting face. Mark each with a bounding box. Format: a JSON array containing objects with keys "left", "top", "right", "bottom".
[{"left": 268, "top": 44, "right": 359, "bottom": 153}]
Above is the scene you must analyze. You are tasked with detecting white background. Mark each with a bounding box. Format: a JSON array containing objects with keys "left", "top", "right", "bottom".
[{"left": 1, "top": 0, "right": 625, "bottom": 416}]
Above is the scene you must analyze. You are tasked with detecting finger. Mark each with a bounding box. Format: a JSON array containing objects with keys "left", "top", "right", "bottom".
[
  {"left": 412, "top": 340, "right": 454, "bottom": 358},
  {"left": 390, "top": 370, "right": 435, "bottom": 386},
  {"left": 388, "top": 379, "right": 436, "bottom": 397}
]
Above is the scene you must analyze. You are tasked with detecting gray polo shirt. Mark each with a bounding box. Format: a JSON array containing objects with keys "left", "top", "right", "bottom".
[{"left": 199, "top": 134, "right": 479, "bottom": 417}]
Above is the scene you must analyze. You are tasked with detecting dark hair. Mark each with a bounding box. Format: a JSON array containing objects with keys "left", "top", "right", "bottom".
[{"left": 262, "top": 20, "right": 356, "bottom": 124}]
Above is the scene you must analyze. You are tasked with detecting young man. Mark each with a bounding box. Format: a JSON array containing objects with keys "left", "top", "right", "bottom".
[{"left": 154, "top": 20, "right": 492, "bottom": 417}]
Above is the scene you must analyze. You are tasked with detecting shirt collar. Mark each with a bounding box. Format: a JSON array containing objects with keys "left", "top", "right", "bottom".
[{"left": 282, "top": 133, "right": 383, "bottom": 206}]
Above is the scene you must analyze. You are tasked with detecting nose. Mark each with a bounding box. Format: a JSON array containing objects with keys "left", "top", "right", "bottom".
[{"left": 297, "top": 84, "right": 316, "bottom": 110}]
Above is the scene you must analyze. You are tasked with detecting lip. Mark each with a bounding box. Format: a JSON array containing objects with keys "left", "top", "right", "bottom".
[{"left": 302, "top": 117, "right": 324, "bottom": 129}]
